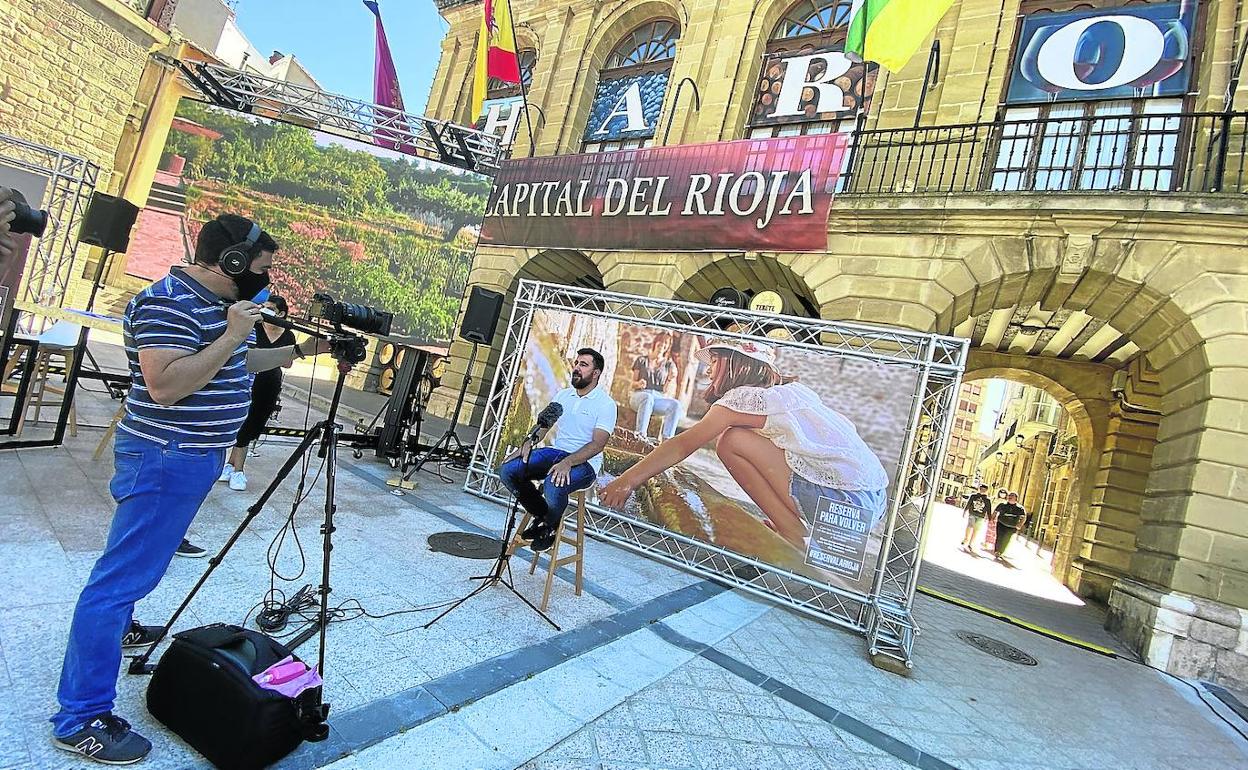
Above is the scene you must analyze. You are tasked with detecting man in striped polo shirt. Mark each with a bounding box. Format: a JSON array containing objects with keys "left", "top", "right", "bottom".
[{"left": 51, "top": 214, "right": 328, "bottom": 764}]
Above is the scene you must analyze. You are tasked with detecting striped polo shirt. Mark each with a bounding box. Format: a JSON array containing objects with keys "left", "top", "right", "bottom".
[{"left": 118, "top": 267, "right": 254, "bottom": 449}]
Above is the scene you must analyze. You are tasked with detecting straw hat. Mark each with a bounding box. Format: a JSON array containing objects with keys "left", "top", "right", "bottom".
[{"left": 694, "top": 338, "right": 779, "bottom": 373}]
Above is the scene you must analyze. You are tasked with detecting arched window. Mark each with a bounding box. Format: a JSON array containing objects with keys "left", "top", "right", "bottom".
[
  {"left": 773, "top": 0, "right": 853, "bottom": 41},
  {"left": 603, "top": 20, "right": 679, "bottom": 71},
  {"left": 748, "top": 0, "right": 872, "bottom": 139},
  {"left": 478, "top": 49, "right": 537, "bottom": 150},
  {"left": 487, "top": 49, "right": 537, "bottom": 99},
  {"left": 583, "top": 20, "right": 681, "bottom": 153}
]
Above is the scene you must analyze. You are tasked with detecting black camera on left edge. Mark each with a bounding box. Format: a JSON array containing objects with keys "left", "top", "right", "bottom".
[{"left": 9, "top": 190, "right": 48, "bottom": 238}]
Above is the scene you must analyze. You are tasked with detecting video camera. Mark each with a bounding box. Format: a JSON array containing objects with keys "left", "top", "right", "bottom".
[{"left": 311, "top": 293, "right": 393, "bottom": 337}]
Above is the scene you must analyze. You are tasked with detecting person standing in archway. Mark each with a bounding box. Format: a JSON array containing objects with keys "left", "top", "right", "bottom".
[
  {"left": 960, "top": 484, "right": 992, "bottom": 553},
  {"left": 993, "top": 492, "right": 1027, "bottom": 563}
]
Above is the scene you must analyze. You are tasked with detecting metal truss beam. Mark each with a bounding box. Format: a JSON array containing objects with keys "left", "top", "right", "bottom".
[
  {"left": 159, "top": 57, "right": 501, "bottom": 174},
  {"left": 0, "top": 132, "right": 100, "bottom": 309}
]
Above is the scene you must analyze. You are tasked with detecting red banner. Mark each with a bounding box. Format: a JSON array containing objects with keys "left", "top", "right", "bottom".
[{"left": 479, "top": 133, "right": 850, "bottom": 252}]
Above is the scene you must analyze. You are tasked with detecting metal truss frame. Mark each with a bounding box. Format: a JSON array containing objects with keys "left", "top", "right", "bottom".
[
  {"left": 465, "top": 281, "right": 968, "bottom": 666},
  {"left": 0, "top": 132, "right": 101, "bottom": 308},
  {"left": 158, "top": 57, "right": 501, "bottom": 174}
]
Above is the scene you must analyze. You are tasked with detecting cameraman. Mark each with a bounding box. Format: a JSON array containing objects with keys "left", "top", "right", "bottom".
[
  {"left": 1, "top": 186, "right": 17, "bottom": 260},
  {"left": 50, "top": 214, "right": 328, "bottom": 765}
]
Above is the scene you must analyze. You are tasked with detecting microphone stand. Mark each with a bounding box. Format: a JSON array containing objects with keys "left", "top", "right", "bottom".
[{"left": 422, "top": 431, "right": 560, "bottom": 631}]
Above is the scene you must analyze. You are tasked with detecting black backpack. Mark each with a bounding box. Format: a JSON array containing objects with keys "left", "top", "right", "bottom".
[{"left": 147, "top": 624, "right": 328, "bottom": 769}]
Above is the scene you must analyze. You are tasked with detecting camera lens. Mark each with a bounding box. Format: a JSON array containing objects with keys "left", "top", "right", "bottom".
[
  {"left": 339, "top": 303, "right": 393, "bottom": 336},
  {"left": 10, "top": 201, "right": 48, "bottom": 238}
]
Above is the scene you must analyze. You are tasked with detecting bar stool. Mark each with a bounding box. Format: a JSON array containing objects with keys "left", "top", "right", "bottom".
[
  {"left": 507, "top": 488, "right": 588, "bottom": 611},
  {"left": 18, "top": 321, "right": 81, "bottom": 437}
]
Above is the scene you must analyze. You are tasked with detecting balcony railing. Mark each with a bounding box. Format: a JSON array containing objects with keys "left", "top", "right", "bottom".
[{"left": 843, "top": 110, "right": 1248, "bottom": 197}]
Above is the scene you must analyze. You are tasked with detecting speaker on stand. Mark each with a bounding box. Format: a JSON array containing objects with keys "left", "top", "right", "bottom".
[
  {"left": 393, "top": 287, "right": 503, "bottom": 491},
  {"left": 78, "top": 192, "right": 139, "bottom": 313}
]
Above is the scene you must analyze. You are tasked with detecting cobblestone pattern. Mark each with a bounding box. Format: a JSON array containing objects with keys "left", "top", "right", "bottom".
[{"left": 525, "top": 655, "right": 907, "bottom": 770}]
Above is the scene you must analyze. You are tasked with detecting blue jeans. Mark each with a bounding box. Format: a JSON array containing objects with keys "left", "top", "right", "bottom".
[
  {"left": 51, "top": 433, "right": 224, "bottom": 736},
  {"left": 630, "top": 389, "right": 683, "bottom": 440},
  {"left": 498, "top": 447, "right": 595, "bottom": 526},
  {"left": 789, "top": 475, "right": 888, "bottom": 531}
]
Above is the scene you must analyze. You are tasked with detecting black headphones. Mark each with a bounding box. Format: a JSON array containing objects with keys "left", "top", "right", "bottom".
[{"left": 218, "top": 221, "right": 261, "bottom": 277}]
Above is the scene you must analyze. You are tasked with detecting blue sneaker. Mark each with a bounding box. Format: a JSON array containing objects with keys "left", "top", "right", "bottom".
[{"left": 53, "top": 713, "right": 151, "bottom": 765}]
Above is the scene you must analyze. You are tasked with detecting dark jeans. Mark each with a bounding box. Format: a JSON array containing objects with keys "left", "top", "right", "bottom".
[
  {"left": 498, "top": 447, "right": 595, "bottom": 527},
  {"left": 52, "top": 432, "right": 224, "bottom": 736},
  {"left": 994, "top": 522, "right": 1018, "bottom": 556}
]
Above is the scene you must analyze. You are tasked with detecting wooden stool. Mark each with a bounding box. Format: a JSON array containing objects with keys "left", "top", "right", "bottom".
[
  {"left": 506, "top": 489, "right": 587, "bottom": 612},
  {"left": 93, "top": 399, "right": 127, "bottom": 460}
]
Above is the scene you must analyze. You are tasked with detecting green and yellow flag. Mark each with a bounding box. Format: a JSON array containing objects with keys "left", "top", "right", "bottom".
[{"left": 845, "top": 0, "right": 955, "bottom": 72}]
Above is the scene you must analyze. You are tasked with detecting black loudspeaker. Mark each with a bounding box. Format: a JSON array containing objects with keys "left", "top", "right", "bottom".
[
  {"left": 459, "top": 286, "right": 504, "bottom": 344},
  {"left": 78, "top": 193, "right": 139, "bottom": 253}
]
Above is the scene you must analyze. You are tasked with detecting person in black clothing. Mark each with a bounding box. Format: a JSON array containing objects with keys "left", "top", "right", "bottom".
[
  {"left": 960, "top": 484, "right": 992, "bottom": 552},
  {"left": 219, "top": 294, "right": 298, "bottom": 491},
  {"left": 993, "top": 491, "right": 1027, "bottom": 561}
]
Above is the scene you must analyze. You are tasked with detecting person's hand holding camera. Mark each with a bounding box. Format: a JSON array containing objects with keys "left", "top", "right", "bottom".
[
  {"left": 0, "top": 186, "right": 16, "bottom": 260},
  {"left": 225, "top": 300, "right": 264, "bottom": 342}
]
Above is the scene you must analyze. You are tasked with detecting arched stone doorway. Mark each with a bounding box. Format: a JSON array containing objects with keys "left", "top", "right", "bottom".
[
  {"left": 961, "top": 353, "right": 1110, "bottom": 590},
  {"left": 934, "top": 269, "right": 1176, "bottom": 604}
]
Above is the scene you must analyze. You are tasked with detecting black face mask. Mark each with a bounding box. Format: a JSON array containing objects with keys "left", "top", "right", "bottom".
[{"left": 231, "top": 269, "right": 271, "bottom": 301}]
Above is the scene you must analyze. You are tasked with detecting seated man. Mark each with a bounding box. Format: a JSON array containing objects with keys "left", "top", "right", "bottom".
[{"left": 498, "top": 347, "right": 616, "bottom": 552}]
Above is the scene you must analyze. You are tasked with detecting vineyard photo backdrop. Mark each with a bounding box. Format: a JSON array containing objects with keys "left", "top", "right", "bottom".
[{"left": 133, "top": 100, "right": 490, "bottom": 342}]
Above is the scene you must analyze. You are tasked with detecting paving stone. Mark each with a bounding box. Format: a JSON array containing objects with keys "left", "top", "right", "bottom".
[
  {"left": 594, "top": 727, "right": 650, "bottom": 762},
  {"left": 6, "top": 386, "right": 1248, "bottom": 770}
]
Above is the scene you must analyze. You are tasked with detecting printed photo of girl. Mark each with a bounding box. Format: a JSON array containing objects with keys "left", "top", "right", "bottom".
[{"left": 601, "top": 338, "right": 890, "bottom": 563}]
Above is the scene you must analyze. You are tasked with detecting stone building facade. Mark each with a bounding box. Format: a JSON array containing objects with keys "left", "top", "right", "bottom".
[
  {"left": 427, "top": 0, "right": 1248, "bottom": 684},
  {"left": 0, "top": 0, "right": 174, "bottom": 306}
]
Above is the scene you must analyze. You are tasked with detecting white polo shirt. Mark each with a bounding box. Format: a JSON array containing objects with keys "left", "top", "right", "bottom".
[{"left": 549, "top": 385, "right": 617, "bottom": 474}]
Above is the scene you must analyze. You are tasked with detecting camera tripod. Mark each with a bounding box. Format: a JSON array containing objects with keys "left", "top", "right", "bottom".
[
  {"left": 128, "top": 326, "right": 368, "bottom": 738},
  {"left": 422, "top": 442, "right": 560, "bottom": 631}
]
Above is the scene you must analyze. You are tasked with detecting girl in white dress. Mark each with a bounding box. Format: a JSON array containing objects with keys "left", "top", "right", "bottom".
[{"left": 601, "top": 339, "right": 889, "bottom": 551}]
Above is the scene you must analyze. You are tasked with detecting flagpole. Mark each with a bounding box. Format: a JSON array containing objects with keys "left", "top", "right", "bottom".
[{"left": 501, "top": 0, "right": 539, "bottom": 157}]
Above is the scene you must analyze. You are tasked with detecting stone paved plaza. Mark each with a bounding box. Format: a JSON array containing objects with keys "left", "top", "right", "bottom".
[{"left": 1, "top": 387, "right": 1246, "bottom": 770}]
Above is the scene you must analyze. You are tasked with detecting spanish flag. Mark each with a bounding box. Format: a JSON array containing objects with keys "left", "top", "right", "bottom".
[
  {"left": 471, "top": 0, "right": 520, "bottom": 126},
  {"left": 845, "top": 0, "right": 954, "bottom": 73}
]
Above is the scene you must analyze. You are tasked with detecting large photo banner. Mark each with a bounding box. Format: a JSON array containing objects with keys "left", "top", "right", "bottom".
[
  {"left": 128, "top": 101, "right": 490, "bottom": 342},
  {"left": 497, "top": 308, "right": 920, "bottom": 595},
  {"left": 479, "top": 133, "right": 850, "bottom": 252}
]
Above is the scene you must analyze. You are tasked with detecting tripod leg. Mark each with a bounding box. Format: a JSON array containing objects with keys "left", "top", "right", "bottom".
[
  {"left": 313, "top": 423, "right": 338, "bottom": 676},
  {"left": 127, "top": 422, "right": 328, "bottom": 674}
]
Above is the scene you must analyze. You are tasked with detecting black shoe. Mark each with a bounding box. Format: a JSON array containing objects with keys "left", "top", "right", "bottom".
[
  {"left": 53, "top": 713, "right": 152, "bottom": 765},
  {"left": 520, "top": 520, "right": 550, "bottom": 540},
  {"left": 120, "top": 621, "right": 164, "bottom": 649},
  {"left": 530, "top": 528, "right": 558, "bottom": 552},
  {"left": 175, "top": 539, "right": 206, "bottom": 558}
]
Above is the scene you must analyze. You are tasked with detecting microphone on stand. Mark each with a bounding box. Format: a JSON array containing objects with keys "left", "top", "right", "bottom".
[{"left": 523, "top": 401, "right": 563, "bottom": 446}]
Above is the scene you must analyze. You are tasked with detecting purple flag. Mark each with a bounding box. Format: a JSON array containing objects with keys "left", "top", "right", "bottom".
[{"left": 364, "top": 1, "right": 415, "bottom": 153}]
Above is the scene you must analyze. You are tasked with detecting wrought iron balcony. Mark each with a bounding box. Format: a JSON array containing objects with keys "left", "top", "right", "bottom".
[{"left": 842, "top": 110, "right": 1248, "bottom": 197}]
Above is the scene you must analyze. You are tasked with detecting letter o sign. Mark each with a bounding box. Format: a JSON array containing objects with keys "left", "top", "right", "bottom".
[{"left": 1036, "top": 15, "right": 1165, "bottom": 91}]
